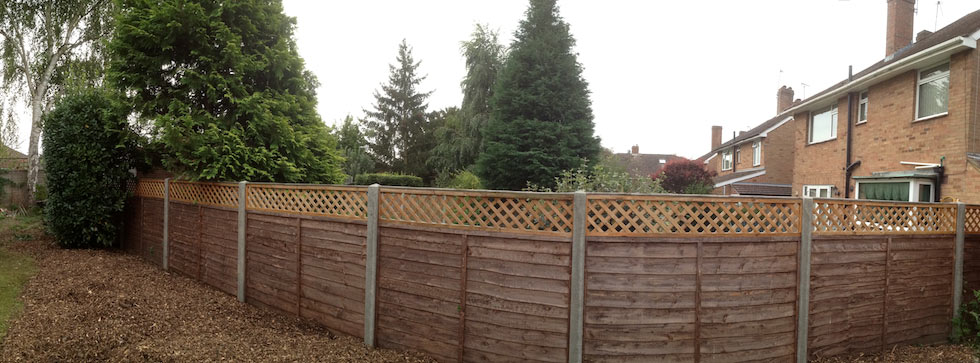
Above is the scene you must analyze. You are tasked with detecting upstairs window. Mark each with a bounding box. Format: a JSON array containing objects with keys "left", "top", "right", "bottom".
[
  {"left": 808, "top": 106, "right": 837, "bottom": 144},
  {"left": 721, "top": 150, "right": 732, "bottom": 171},
  {"left": 752, "top": 141, "right": 761, "bottom": 166},
  {"left": 857, "top": 91, "right": 868, "bottom": 124},
  {"left": 916, "top": 63, "right": 949, "bottom": 120}
]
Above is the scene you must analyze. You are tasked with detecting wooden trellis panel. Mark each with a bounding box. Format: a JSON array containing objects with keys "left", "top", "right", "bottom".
[
  {"left": 812, "top": 200, "right": 956, "bottom": 235},
  {"left": 586, "top": 194, "right": 801, "bottom": 237},
  {"left": 379, "top": 188, "right": 573, "bottom": 236},
  {"left": 135, "top": 179, "right": 165, "bottom": 199},
  {"left": 966, "top": 205, "right": 980, "bottom": 234},
  {"left": 170, "top": 181, "right": 238, "bottom": 208},
  {"left": 247, "top": 184, "right": 368, "bottom": 220}
]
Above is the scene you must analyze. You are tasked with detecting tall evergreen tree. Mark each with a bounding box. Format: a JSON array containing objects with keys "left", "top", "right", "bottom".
[
  {"left": 476, "top": 0, "right": 600, "bottom": 190},
  {"left": 108, "top": 0, "right": 344, "bottom": 183},
  {"left": 335, "top": 115, "right": 374, "bottom": 180},
  {"left": 362, "top": 39, "right": 432, "bottom": 178},
  {"left": 428, "top": 24, "right": 505, "bottom": 173}
]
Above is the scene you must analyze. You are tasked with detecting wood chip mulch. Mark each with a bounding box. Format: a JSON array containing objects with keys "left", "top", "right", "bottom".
[
  {"left": 0, "top": 236, "right": 434, "bottom": 362},
  {"left": 811, "top": 344, "right": 978, "bottom": 363}
]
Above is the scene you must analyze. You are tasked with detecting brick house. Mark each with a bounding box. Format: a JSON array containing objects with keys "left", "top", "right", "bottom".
[
  {"left": 609, "top": 145, "right": 683, "bottom": 178},
  {"left": 699, "top": 87, "right": 797, "bottom": 196},
  {"left": 789, "top": 1, "right": 980, "bottom": 203}
]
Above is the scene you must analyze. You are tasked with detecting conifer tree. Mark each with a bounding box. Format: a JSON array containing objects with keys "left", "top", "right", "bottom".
[
  {"left": 362, "top": 39, "right": 432, "bottom": 178},
  {"left": 108, "top": 0, "right": 344, "bottom": 183},
  {"left": 477, "top": 0, "right": 600, "bottom": 190}
]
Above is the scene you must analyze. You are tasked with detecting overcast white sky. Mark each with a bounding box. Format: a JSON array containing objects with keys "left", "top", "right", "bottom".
[
  {"left": 274, "top": 0, "right": 978, "bottom": 160},
  {"left": 4, "top": 1, "right": 976, "bottom": 159}
]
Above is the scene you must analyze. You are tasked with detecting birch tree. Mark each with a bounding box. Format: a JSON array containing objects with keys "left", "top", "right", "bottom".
[{"left": 0, "top": 0, "right": 113, "bottom": 204}]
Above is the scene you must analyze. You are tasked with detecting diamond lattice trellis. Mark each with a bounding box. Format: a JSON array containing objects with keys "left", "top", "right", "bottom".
[
  {"left": 170, "top": 181, "right": 238, "bottom": 208},
  {"left": 379, "top": 189, "right": 573, "bottom": 235},
  {"left": 812, "top": 200, "right": 957, "bottom": 234},
  {"left": 586, "top": 195, "right": 801, "bottom": 236},
  {"left": 966, "top": 205, "right": 980, "bottom": 234},
  {"left": 247, "top": 184, "right": 368, "bottom": 219},
  {"left": 135, "top": 179, "right": 165, "bottom": 199}
]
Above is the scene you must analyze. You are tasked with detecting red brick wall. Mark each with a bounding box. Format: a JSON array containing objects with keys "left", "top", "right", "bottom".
[
  {"left": 762, "top": 119, "right": 796, "bottom": 184},
  {"left": 793, "top": 48, "right": 980, "bottom": 203}
]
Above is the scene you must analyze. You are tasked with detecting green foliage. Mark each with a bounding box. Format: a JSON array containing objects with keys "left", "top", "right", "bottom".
[
  {"left": 0, "top": 246, "right": 35, "bottom": 340},
  {"left": 527, "top": 163, "right": 666, "bottom": 194},
  {"left": 335, "top": 115, "right": 375, "bottom": 180},
  {"left": 427, "top": 107, "right": 468, "bottom": 173},
  {"left": 437, "top": 170, "right": 483, "bottom": 190},
  {"left": 477, "top": 0, "right": 601, "bottom": 190},
  {"left": 954, "top": 289, "right": 980, "bottom": 347},
  {"left": 42, "top": 89, "right": 136, "bottom": 248},
  {"left": 353, "top": 173, "right": 423, "bottom": 187},
  {"left": 681, "top": 180, "right": 714, "bottom": 195},
  {"left": 108, "top": 0, "right": 344, "bottom": 184},
  {"left": 362, "top": 39, "right": 434, "bottom": 179}
]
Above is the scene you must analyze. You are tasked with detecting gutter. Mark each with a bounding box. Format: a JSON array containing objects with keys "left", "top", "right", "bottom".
[{"left": 782, "top": 36, "right": 977, "bottom": 114}]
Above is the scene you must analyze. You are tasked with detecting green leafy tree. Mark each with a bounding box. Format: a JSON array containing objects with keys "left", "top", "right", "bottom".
[
  {"left": 362, "top": 39, "right": 432, "bottom": 178},
  {"left": 426, "top": 106, "right": 466, "bottom": 173},
  {"left": 108, "top": 0, "right": 344, "bottom": 183},
  {"left": 477, "top": 0, "right": 600, "bottom": 190},
  {"left": 335, "top": 115, "right": 374, "bottom": 181},
  {"left": 43, "top": 89, "right": 136, "bottom": 248},
  {"left": 527, "top": 163, "right": 665, "bottom": 194},
  {"left": 0, "top": 0, "right": 115, "bottom": 204}
]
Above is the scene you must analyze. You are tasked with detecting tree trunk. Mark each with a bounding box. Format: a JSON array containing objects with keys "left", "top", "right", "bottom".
[{"left": 26, "top": 95, "right": 43, "bottom": 207}]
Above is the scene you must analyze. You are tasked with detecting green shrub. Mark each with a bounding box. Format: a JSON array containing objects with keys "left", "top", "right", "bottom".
[
  {"left": 527, "top": 163, "right": 666, "bottom": 193},
  {"left": 43, "top": 89, "right": 136, "bottom": 248},
  {"left": 954, "top": 289, "right": 980, "bottom": 347},
  {"left": 353, "top": 173, "right": 423, "bottom": 187},
  {"left": 446, "top": 170, "right": 483, "bottom": 190}
]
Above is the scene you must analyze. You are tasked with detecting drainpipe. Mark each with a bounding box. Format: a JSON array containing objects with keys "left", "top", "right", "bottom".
[
  {"left": 935, "top": 156, "right": 945, "bottom": 202},
  {"left": 844, "top": 91, "right": 856, "bottom": 198}
]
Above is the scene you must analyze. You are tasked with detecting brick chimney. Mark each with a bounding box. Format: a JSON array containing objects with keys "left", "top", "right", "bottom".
[
  {"left": 631, "top": 144, "right": 639, "bottom": 155},
  {"left": 777, "top": 86, "right": 794, "bottom": 114},
  {"left": 916, "top": 29, "right": 932, "bottom": 42},
  {"left": 886, "top": 0, "right": 915, "bottom": 56},
  {"left": 711, "top": 126, "right": 722, "bottom": 150}
]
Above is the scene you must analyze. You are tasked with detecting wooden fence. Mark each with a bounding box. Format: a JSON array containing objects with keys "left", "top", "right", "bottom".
[{"left": 123, "top": 179, "right": 980, "bottom": 363}]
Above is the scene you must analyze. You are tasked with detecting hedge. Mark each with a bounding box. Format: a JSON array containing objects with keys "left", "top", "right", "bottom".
[{"left": 353, "top": 173, "right": 423, "bottom": 187}]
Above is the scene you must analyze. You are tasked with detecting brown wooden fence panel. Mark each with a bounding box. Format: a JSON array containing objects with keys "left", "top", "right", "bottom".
[
  {"left": 200, "top": 206, "right": 238, "bottom": 295},
  {"left": 883, "top": 236, "right": 953, "bottom": 347},
  {"left": 964, "top": 234, "right": 980, "bottom": 294},
  {"left": 699, "top": 237, "right": 798, "bottom": 362},
  {"left": 245, "top": 212, "right": 300, "bottom": 315},
  {"left": 299, "top": 217, "right": 367, "bottom": 339},
  {"left": 463, "top": 233, "right": 570, "bottom": 363},
  {"left": 583, "top": 236, "right": 696, "bottom": 363},
  {"left": 168, "top": 202, "right": 201, "bottom": 279},
  {"left": 808, "top": 236, "right": 887, "bottom": 358},
  {"left": 140, "top": 198, "right": 165, "bottom": 267},
  {"left": 123, "top": 197, "right": 142, "bottom": 254}
]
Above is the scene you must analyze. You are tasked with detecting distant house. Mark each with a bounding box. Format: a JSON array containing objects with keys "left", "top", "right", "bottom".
[
  {"left": 697, "top": 87, "right": 797, "bottom": 196},
  {"left": 0, "top": 145, "right": 27, "bottom": 170},
  {"left": 610, "top": 145, "right": 683, "bottom": 178}
]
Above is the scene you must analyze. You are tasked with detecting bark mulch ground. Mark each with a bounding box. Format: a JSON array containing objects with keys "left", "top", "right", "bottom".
[
  {"left": 811, "top": 345, "right": 977, "bottom": 363},
  {"left": 0, "top": 226, "right": 434, "bottom": 362}
]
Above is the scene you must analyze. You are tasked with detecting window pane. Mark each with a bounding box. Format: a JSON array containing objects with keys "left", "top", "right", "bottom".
[
  {"left": 858, "top": 182, "right": 910, "bottom": 201},
  {"left": 819, "top": 189, "right": 829, "bottom": 198},
  {"left": 858, "top": 102, "right": 867, "bottom": 122},
  {"left": 917, "top": 76, "right": 949, "bottom": 118},
  {"left": 920, "top": 63, "right": 949, "bottom": 80},
  {"left": 810, "top": 109, "right": 834, "bottom": 143},
  {"left": 918, "top": 184, "right": 932, "bottom": 202}
]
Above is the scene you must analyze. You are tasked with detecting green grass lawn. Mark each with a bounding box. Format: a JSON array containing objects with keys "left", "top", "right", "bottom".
[{"left": 0, "top": 214, "right": 40, "bottom": 341}]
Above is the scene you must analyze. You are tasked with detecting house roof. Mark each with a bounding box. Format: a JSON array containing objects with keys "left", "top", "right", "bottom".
[
  {"left": 852, "top": 169, "right": 939, "bottom": 179},
  {"left": 731, "top": 183, "right": 792, "bottom": 197},
  {"left": 787, "top": 8, "right": 980, "bottom": 114},
  {"left": 610, "top": 153, "right": 682, "bottom": 178},
  {"left": 1, "top": 145, "right": 26, "bottom": 159},
  {"left": 700, "top": 114, "right": 792, "bottom": 159},
  {"left": 712, "top": 168, "right": 766, "bottom": 187}
]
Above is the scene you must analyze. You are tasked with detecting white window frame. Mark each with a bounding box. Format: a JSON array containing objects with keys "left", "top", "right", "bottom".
[
  {"left": 751, "top": 141, "right": 761, "bottom": 166},
  {"left": 808, "top": 106, "right": 838, "bottom": 144},
  {"left": 721, "top": 149, "right": 733, "bottom": 171},
  {"left": 854, "top": 179, "right": 935, "bottom": 202},
  {"left": 857, "top": 91, "right": 868, "bottom": 124},
  {"left": 803, "top": 185, "right": 833, "bottom": 198},
  {"left": 915, "top": 62, "right": 950, "bottom": 121}
]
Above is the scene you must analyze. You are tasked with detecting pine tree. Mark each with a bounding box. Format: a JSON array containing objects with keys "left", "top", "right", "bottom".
[
  {"left": 476, "top": 0, "right": 600, "bottom": 190},
  {"left": 362, "top": 39, "right": 432, "bottom": 178},
  {"left": 108, "top": 0, "right": 344, "bottom": 183}
]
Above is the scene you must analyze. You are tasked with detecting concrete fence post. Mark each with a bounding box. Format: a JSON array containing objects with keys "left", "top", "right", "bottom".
[
  {"left": 162, "top": 178, "right": 170, "bottom": 270},
  {"left": 568, "top": 190, "right": 586, "bottom": 363},
  {"left": 797, "top": 197, "right": 814, "bottom": 363},
  {"left": 953, "top": 202, "right": 966, "bottom": 328},
  {"left": 237, "top": 181, "right": 247, "bottom": 303},
  {"left": 364, "top": 184, "right": 380, "bottom": 347}
]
